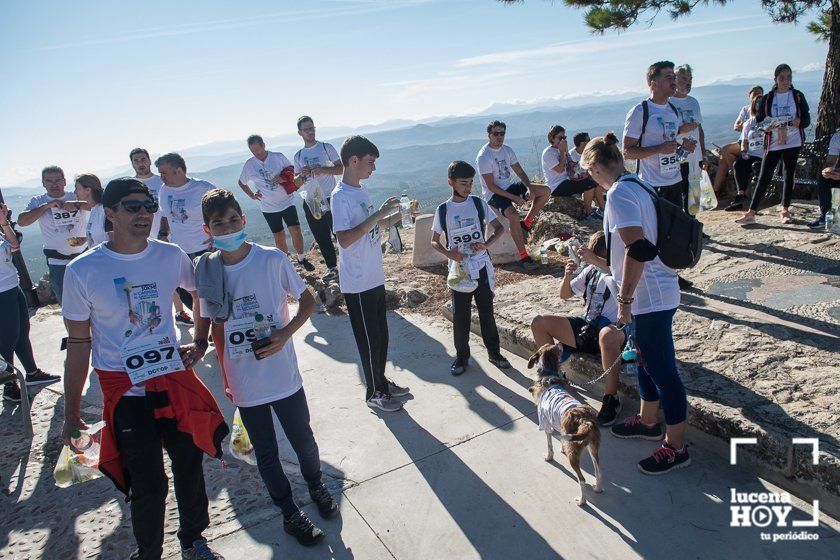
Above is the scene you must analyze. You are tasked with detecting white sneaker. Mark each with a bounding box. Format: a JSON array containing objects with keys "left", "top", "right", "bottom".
[{"left": 366, "top": 391, "right": 403, "bottom": 412}]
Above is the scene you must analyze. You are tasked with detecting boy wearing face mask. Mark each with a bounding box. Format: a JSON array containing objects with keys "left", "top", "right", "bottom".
[{"left": 194, "top": 188, "right": 338, "bottom": 548}]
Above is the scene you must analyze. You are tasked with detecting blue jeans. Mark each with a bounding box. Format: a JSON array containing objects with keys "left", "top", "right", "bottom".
[
  {"left": 237, "top": 388, "right": 322, "bottom": 517},
  {"left": 634, "top": 308, "right": 687, "bottom": 425},
  {"left": 47, "top": 261, "right": 67, "bottom": 304}
]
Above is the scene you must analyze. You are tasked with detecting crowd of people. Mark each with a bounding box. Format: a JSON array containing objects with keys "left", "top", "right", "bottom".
[{"left": 0, "top": 59, "right": 838, "bottom": 559}]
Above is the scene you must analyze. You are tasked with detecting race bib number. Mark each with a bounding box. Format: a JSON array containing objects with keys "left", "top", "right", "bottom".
[
  {"left": 748, "top": 134, "right": 764, "bottom": 152},
  {"left": 449, "top": 223, "right": 482, "bottom": 253},
  {"left": 224, "top": 316, "right": 278, "bottom": 359},
  {"left": 120, "top": 334, "right": 183, "bottom": 385},
  {"left": 659, "top": 153, "right": 680, "bottom": 175},
  {"left": 52, "top": 209, "right": 81, "bottom": 228}
]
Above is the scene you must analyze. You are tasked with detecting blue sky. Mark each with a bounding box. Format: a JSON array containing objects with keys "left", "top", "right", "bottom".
[{"left": 0, "top": 0, "right": 827, "bottom": 186}]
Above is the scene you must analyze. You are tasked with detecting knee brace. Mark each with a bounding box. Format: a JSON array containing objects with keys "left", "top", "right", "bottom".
[{"left": 626, "top": 239, "right": 658, "bottom": 262}]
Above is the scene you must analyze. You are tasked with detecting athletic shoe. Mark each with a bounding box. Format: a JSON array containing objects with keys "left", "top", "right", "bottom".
[
  {"left": 366, "top": 391, "right": 403, "bottom": 412},
  {"left": 25, "top": 369, "right": 60, "bottom": 386},
  {"left": 611, "top": 415, "right": 663, "bottom": 440},
  {"left": 298, "top": 257, "right": 316, "bottom": 272},
  {"left": 677, "top": 276, "right": 693, "bottom": 290},
  {"left": 322, "top": 267, "right": 338, "bottom": 282},
  {"left": 734, "top": 213, "right": 755, "bottom": 225},
  {"left": 808, "top": 215, "right": 826, "bottom": 229},
  {"left": 386, "top": 379, "right": 410, "bottom": 397},
  {"left": 519, "top": 256, "right": 539, "bottom": 271},
  {"left": 181, "top": 538, "right": 225, "bottom": 559},
  {"left": 597, "top": 394, "right": 621, "bottom": 427},
  {"left": 488, "top": 354, "right": 511, "bottom": 369},
  {"left": 724, "top": 194, "right": 747, "bottom": 212},
  {"left": 638, "top": 441, "right": 691, "bottom": 475},
  {"left": 3, "top": 382, "right": 21, "bottom": 404},
  {"left": 780, "top": 209, "right": 792, "bottom": 224},
  {"left": 309, "top": 483, "right": 339, "bottom": 519},
  {"left": 284, "top": 511, "right": 325, "bottom": 546},
  {"left": 450, "top": 358, "right": 468, "bottom": 376},
  {"left": 175, "top": 311, "right": 194, "bottom": 326}
]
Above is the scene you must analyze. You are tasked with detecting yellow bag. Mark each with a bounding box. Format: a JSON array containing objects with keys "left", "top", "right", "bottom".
[
  {"left": 229, "top": 408, "right": 257, "bottom": 465},
  {"left": 53, "top": 445, "right": 102, "bottom": 488}
]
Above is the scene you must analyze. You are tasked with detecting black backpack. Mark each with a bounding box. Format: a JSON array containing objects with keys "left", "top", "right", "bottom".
[
  {"left": 607, "top": 177, "right": 703, "bottom": 270},
  {"left": 436, "top": 196, "right": 486, "bottom": 247}
]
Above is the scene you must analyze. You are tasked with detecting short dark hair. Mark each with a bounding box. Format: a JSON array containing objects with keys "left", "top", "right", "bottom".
[
  {"left": 547, "top": 125, "right": 565, "bottom": 143},
  {"left": 297, "top": 116, "right": 314, "bottom": 130},
  {"left": 339, "top": 135, "right": 379, "bottom": 166},
  {"left": 41, "top": 165, "right": 64, "bottom": 181},
  {"left": 486, "top": 120, "right": 506, "bottom": 134},
  {"left": 573, "top": 132, "right": 590, "bottom": 148},
  {"left": 647, "top": 61, "right": 674, "bottom": 82},
  {"left": 247, "top": 134, "right": 264, "bottom": 146},
  {"left": 129, "top": 148, "right": 150, "bottom": 161},
  {"left": 154, "top": 153, "right": 187, "bottom": 172},
  {"left": 448, "top": 161, "right": 475, "bottom": 181},
  {"left": 102, "top": 178, "right": 151, "bottom": 208},
  {"left": 201, "top": 188, "right": 243, "bottom": 225}
]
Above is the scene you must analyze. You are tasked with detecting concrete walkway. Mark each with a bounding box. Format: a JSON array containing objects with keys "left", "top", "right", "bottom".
[{"left": 1, "top": 308, "right": 838, "bottom": 559}]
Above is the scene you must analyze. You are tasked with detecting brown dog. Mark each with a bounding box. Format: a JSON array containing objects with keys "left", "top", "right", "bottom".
[{"left": 528, "top": 343, "right": 603, "bottom": 506}]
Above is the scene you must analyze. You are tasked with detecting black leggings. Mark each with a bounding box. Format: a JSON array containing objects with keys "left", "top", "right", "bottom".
[
  {"left": 302, "top": 202, "right": 337, "bottom": 269},
  {"left": 818, "top": 174, "right": 840, "bottom": 215},
  {"left": 734, "top": 155, "right": 763, "bottom": 195},
  {"left": 749, "top": 147, "right": 800, "bottom": 211},
  {"left": 344, "top": 285, "right": 389, "bottom": 400},
  {"left": 0, "top": 287, "right": 37, "bottom": 374}
]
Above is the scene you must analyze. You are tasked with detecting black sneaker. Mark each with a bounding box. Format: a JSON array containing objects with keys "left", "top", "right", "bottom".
[
  {"left": 450, "top": 358, "right": 468, "bottom": 376},
  {"left": 519, "top": 256, "right": 539, "bottom": 272},
  {"left": 488, "top": 354, "right": 511, "bottom": 369},
  {"left": 724, "top": 194, "right": 747, "bottom": 212},
  {"left": 181, "top": 538, "right": 225, "bottom": 559},
  {"left": 610, "top": 415, "right": 663, "bottom": 440},
  {"left": 309, "top": 483, "right": 339, "bottom": 519},
  {"left": 677, "top": 276, "right": 693, "bottom": 290},
  {"left": 25, "top": 369, "right": 61, "bottom": 386},
  {"left": 597, "top": 394, "right": 621, "bottom": 427},
  {"left": 638, "top": 441, "right": 691, "bottom": 475},
  {"left": 284, "top": 510, "right": 325, "bottom": 546},
  {"left": 175, "top": 311, "right": 194, "bottom": 326},
  {"left": 3, "top": 382, "right": 21, "bottom": 403},
  {"left": 298, "top": 257, "right": 316, "bottom": 272}
]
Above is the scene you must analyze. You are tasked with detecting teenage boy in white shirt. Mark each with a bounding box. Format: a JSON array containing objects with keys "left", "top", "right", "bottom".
[
  {"left": 431, "top": 161, "right": 509, "bottom": 376},
  {"left": 195, "top": 188, "right": 338, "bottom": 547},
  {"left": 238, "top": 135, "right": 315, "bottom": 272},
  {"left": 17, "top": 165, "right": 89, "bottom": 304},
  {"left": 330, "top": 136, "right": 410, "bottom": 412},
  {"left": 292, "top": 116, "right": 342, "bottom": 281},
  {"left": 476, "top": 120, "right": 550, "bottom": 271},
  {"left": 131, "top": 147, "right": 193, "bottom": 326}
]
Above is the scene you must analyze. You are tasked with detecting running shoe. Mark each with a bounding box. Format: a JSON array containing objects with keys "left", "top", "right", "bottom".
[
  {"left": 309, "top": 483, "right": 339, "bottom": 519},
  {"left": 284, "top": 511, "right": 325, "bottom": 546},
  {"left": 175, "top": 311, "right": 194, "bottom": 326},
  {"left": 519, "top": 256, "right": 539, "bottom": 272},
  {"left": 181, "top": 538, "right": 225, "bottom": 559},
  {"left": 808, "top": 215, "right": 826, "bottom": 229},
  {"left": 610, "top": 415, "right": 663, "bottom": 440},
  {"left": 366, "top": 391, "right": 403, "bottom": 412},
  {"left": 734, "top": 213, "right": 756, "bottom": 225},
  {"left": 450, "top": 358, "right": 468, "bottom": 376},
  {"left": 298, "top": 257, "right": 316, "bottom": 272},
  {"left": 597, "top": 394, "right": 621, "bottom": 427},
  {"left": 724, "top": 194, "right": 748, "bottom": 212},
  {"left": 3, "top": 382, "right": 21, "bottom": 403},
  {"left": 25, "top": 369, "right": 60, "bottom": 386},
  {"left": 638, "top": 441, "right": 691, "bottom": 475},
  {"left": 488, "top": 354, "right": 511, "bottom": 369},
  {"left": 386, "top": 379, "right": 410, "bottom": 397},
  {"left": 677, "top": 276, "right": 693, "bottom": 290}
]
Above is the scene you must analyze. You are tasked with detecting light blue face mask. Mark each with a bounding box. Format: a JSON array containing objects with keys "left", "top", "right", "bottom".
[{"left": 213, "top": 230, "right": 247, "bottom": 251}]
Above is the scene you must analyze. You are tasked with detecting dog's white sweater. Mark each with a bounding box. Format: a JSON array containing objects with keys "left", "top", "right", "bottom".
[{"left": 537, "top": 385, "right": 582, "bottom": 435}]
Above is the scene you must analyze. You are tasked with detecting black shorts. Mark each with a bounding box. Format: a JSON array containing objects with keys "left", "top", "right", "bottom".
[
  {"left": 487, "top": 181, "right": 527, "bottom": 213},
  {"left": 551, "top": 178, "right": 597, "bottom": 197},
  {"left": 262, "top": 206, "right": 300, "bottom": 233},
  {"left": 567, "top": 316, "right": 614, "bottom": 355},
  {"left": 653, "top": 181, "right": 684, "bottom": 208}
]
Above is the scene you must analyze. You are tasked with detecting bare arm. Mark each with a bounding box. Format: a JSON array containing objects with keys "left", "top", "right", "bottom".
[
  {"left": 237, "top": 180, "right": 260, "bottom": 200},
  {"left": 335, "top": 196, "right": 400, "bottom": 249},
  {"left": 18, "top": 200, "right": 58, "bottom": 226},
  {"left": 615, "top": 226, "right": 646, "bottom": 324},
  {"left": 699, "top": 125, "right": 707, "bottom": 160},
  {"left": 431, "top": 231, "right": 463, "bottom": 262},
  {"left": 622, "top": 136, "right": 677, "bottom": 161},
  {"left": 559, "top": 261, "right": 578, "bottom": 300},
  {"left": 511, "top": 162, "right": 532, "bottom": 189},
  {"left": 62, "top": 319, "right": 93, "bottom": 445}
]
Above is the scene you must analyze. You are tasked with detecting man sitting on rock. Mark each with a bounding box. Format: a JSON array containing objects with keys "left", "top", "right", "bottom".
[{"left": 530, "top": 231, "right": 624, "bottom": 426}]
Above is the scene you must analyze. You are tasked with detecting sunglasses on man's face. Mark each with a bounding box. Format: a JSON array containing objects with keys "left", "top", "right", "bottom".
[
  {"left": 490, "top": 131, "right": 506, "bottom": 137},
  {"left": 118, "top": 199, "right": 159, "bottom": 213}
]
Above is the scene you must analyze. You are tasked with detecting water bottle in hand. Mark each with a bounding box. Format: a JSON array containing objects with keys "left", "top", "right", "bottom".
[{"left": 400, "top": 193, "right": 411, "bottom": 228}]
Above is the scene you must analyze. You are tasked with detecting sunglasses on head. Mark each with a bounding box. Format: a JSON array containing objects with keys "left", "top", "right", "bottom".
[
  {"left": 490, "top": 131, "right": 506, "bottom": 137},
  {"left": 117, "top": 199, "right": 158, "bottom": 213}
]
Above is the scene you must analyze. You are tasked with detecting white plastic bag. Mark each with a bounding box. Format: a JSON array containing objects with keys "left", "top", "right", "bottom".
[
  {"left": 229, "top": 408, "right": 257, "bottom": 465},
  {"left": 698, "top": 169, "right": 718, "bottom": 212},
  {"left": 53, "top": 421, "right": 107, "bottom": 489},
  {"left": 300, "top": 181, "right": 327, "bottom": 220},
  {"left": 686, "top": 169, "right": 702, "bottom": 215},
  {"left": 447, "top": 260, "right": 478, "bottom": 293}
]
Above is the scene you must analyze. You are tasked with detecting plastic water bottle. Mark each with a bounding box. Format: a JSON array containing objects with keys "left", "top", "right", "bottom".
[
  {"left": 253, "top": 313, "right": 271, "bottom": 340},
  {"left": 540, "top": 247, "right": 548, "bottom": 264},
  {"left": 567, "top": 238, "right": 581, "bottom": 266},
  {"left": 827, "top": 209, "right": 835, "bottom": 234},
  {"left": 400, "top": 193, "right": 412, "bottom": 228},
  {"left": 621, "top": 335, "right": 638, "bottom": 377},
  {"left": 71, "top": 421, "right": 105, "bottom": 467}
]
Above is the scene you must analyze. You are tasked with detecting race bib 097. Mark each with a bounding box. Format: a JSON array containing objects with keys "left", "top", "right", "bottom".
[{"left": 120, "top": 334, "right": 184, "bottom": 385}]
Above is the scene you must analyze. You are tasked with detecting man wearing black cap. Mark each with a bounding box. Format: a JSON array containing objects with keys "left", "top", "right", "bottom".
[{"left": 60, "top": 178, "right": 228, "bottom": 560}]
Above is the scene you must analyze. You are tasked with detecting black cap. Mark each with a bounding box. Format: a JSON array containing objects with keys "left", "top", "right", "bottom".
[{"left": 102, "top": 178, "right": 153, "bottom": 208}]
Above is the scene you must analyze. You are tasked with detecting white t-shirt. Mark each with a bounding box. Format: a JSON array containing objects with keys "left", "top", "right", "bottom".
[
  {"left": 330, "top": 182, "right": 385, "bottom": 294},
  {"left": 603, "top": 173, "right": 680, "bottom": 315},
  {"left": 829, "top": 131, "right": 840, "bottom": 157},
  {"left": 768, "top": 91, "right": 801, "bottom": 151},
  {"left": 239, "top": 151, "right": 296, "bottom": 213},
  {"left": 86, "top": 204, "right": 109, "bottom": 246},
  {"left": 158, "top": 179, "right": 215, "bottom": 254},
  {"left": 62, "top": 240, "right": 196, "bottom": 396},
  {"left": 199, "top": 244, "right": 307, "bottom": 408},
  {"left": 670, "top": 95, "right": 703, "bottom": 167},
  {"left": 735, "top": 105, "right": 750, "bottom": 130},
  {"left": 569, "top": 265, "right": 618, "bottom": 323},
  {"left": 431, "top": 196, "right": 496, "bottom": 290},
  {"left": 24, "top": 192, "right": 89, "bottom": 264},
  {"left": 135, "top": 174, "right": 164, "bottom": 238},
  {"left": 740, "top": 117, "right": 765, "bottom": 159},
  {"left": 476, "top": 143, "right": 519, "bottom": 199},
  {"left": 0, "top": 238, "right": 19, "bottom": 292},
  {"left": 537, "top": 385, "right": 581, "bottom": 434},
  {"left": 293, "top": 142, "right": 340, "bottom": 199},
  {"left": 541, "top": 146, "right": 568, "bottom": 190},
  {"left": 623, "top": 100, "right": 685, "bottom": 187}
]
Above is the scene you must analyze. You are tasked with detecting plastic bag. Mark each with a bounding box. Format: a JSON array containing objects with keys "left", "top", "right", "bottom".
[
  {"left": 53, "top": 421, "right": 106, "bottom": 488},
  {"left": 300, "top": 181, "right": 326, "bottom": 220},
  {"left": 447, "top": 260, "right": 478, "bottom": 293},
  {"left": 698, "top": 169, "right": 718, "bottom": 212},
  {"left": 229, "top": 409, "right": 257, "bottom": 465},
  {"left": 686, "top": 169, "right": 702, "bottom": 215}
]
